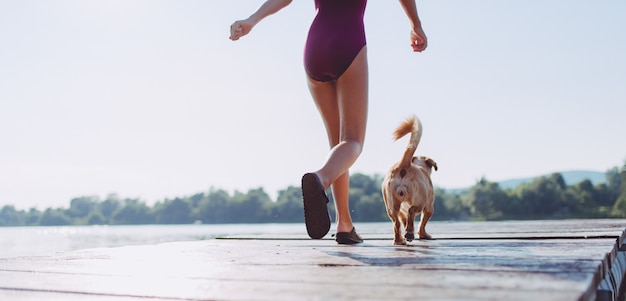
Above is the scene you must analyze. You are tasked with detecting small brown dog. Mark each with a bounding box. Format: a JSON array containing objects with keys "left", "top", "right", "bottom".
[{"left": 382, "top": 116, "right": 438, "bottom": 245}]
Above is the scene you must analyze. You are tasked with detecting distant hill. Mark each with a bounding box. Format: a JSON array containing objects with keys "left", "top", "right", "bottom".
[
  {"left": 447, "top": 170, "right": 606, "bottom": 193},
  {"left": 497, "top": 170, "right": 606, "bottom": 190}
]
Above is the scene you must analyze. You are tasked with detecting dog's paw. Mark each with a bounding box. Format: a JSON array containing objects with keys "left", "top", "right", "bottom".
[
  {"left": 404, "top": 232, "right": 415, "bottom": 242},
  {"left": 393, "top": 239, "right": 406, "bottom": 245},
  {"left": 418, "top": 233, "right": 433, "bottom": 240}
]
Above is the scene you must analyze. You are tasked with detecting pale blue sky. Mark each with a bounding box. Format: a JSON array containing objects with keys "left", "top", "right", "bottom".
[{"left": 1, "top": 0, "right": 625, "bottom": 209}]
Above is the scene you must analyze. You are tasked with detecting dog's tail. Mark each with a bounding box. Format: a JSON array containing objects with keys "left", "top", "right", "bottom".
[{"left": 393, "top": 115, "right": 422, "bottom": 168}]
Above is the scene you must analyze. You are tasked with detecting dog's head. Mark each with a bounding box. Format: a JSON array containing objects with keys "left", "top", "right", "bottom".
[{"left": 412, "top": 156, "right": 438, "bottom": 174}]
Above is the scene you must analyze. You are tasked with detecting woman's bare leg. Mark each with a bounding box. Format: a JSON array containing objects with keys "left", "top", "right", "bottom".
[{"left": 306, "top": 47, "right": 368, "bottom": 233}]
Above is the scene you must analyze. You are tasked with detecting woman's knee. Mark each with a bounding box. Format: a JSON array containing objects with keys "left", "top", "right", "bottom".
[
  {"left": 340, "top": 122, "right": 366, "bottom": 150},
  {"left": 342, "top": 138, "right": 364, "bottom": 157}
]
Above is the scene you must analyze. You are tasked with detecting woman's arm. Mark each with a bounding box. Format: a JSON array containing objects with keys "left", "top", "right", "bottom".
[
  {"left": 398, "top": 0, "right": 427, "bottom": 52},
  {"left": 230, "top": 0, "right": 293, "bottom": 41}
]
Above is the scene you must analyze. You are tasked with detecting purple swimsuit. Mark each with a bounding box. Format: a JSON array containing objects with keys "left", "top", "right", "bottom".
[{"left": 304, "top": 0, "right": 367, "bottom": 82}]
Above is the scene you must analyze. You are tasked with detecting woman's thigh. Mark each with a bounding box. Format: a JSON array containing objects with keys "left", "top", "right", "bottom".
[{"left": 336, "top": 46, "right": 368, "bottom": 144}]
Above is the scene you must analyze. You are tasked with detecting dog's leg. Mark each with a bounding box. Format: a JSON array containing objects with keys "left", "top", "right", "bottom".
[
  {"left": 417, "top": 206, "right": 433, "bottom": 240},
  {"left": 387, "top": 208, "right": 404, "bottom": 245},
  {"left": 388, "top": 204, "right": 405, "bottom": 245},
  {"left": 393, "top": 217, "right": 405, "bottom": 245},
  {"left": 384, "top": 189, "right": 406, "bottom": 245},
  {"left": 404, "top": 206, "right": 418, "bottom": 242}
]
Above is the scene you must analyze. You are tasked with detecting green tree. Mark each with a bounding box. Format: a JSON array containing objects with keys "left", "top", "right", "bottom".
[
  {"left": 348, "top": 173, "right": 385, "bottom": 222},
  {"left": 154, "top": 198, "right": 193, "bottom": 224},
  {"left": 112, "top": 199, "right": 153, "bottom": 224},
  {"left": 25, "top": 208, "right": 41, "bottom": 225},
  {"left": 353, "top": 193, "right": 387, "bottom": 222},
  {"left": 612, "top": 162, "right": 626, "bottom": 217},
  {"left": 228, "top": 188, "right": 273, "bottom": 223},
  {"left": 99, "top": 194, "right": 122, "bottom": 223},
  {"left": 513, "top": 173, "right": 569, "bottom": 218},
  {"left": 40, "top": 208, "right": 71, "bottom": 226},
  {"left": 188, "top": 193, "right": 205, "bottom": 221},
  {"left": 67, "top": 196, "right": 99, "bottom": 219},
  {"left": 594, "top": 183, "right": 615, "bottom": 209},
  {"left": 86, "top": 211, "right": 106, "bottom": 225},
  {"left": 549, "top": 173, "right": 567, "bottom": 190},
  {"left": 198, "top": 189, "right": 230, "bottom": 223},
  {"left": 272, "top": 186, "right": 304, "bottom": 222},
  {"left": 498, "top": 194, "right": 528, "bottom": 219},
  {"left": 0, "top": 205, "right": 24, "bottom": 226},
  {"left": 571, "top": 179, "right": 596, "bottom": 208},
  {"left": 433, "top": 188, "right": 466, "bottom": 220},
  {"left": 350, "top": 173, "right": 383, "bottom": 195},
  {"left": 462, "top": 178, "right": 507, "bottom": 220},
  {"left": 6, "top": 165, "right": 626, "bottom": 226},
  {"left": 606, "top": 167, "right": 623, "bottom": 202},
  {"left": 189, "top": 193, "right": 205, "bottom": 208}
]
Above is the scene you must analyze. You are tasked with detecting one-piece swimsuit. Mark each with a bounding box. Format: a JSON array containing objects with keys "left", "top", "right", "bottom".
[{"left": 304, "top": 0, "right": 367, "bottom": 82}]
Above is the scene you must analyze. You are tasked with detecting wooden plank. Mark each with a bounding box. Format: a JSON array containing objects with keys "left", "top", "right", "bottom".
[
  {"left": 221, "top": 219, "right": 626, "bottom": 240},
  {"left": 0, "top": 220, "right": 624, "bottom": 301}
]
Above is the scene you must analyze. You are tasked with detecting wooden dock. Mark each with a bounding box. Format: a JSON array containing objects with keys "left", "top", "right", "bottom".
[{"left": 1, "top": 220, "right": 625, "bottom": 301}]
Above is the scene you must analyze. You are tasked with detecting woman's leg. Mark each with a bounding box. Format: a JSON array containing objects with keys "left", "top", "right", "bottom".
[{"left": 306, "top": 46, "right": 368, "bottom": 233}]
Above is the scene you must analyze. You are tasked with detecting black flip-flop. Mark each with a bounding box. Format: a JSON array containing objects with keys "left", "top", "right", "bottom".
[
  {"left": 335, "top": 227, "right": 363, "bottom": 245},
  {"left": 301, "top": 173, "right": 331, "bottom": 239}
]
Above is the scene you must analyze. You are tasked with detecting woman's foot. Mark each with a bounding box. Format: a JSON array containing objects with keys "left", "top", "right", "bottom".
[
  {"left": 301, "top": 173, "right": 331, "bottom": 239},
  {"left": 335, "top": 227, "right": 363, "bottom": 244}
]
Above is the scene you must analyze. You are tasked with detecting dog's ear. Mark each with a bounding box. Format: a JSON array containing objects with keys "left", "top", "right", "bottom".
[
  {"left": 412, "top": 156, "right": 438, "bottom": 171},
  {"left": 426, "top": 157, "right": 438, "bottom": 171}
]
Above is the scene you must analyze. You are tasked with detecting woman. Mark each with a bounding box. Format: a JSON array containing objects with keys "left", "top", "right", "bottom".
[{"left": 230, "top": 0, "right": 427, "bottom": 244}]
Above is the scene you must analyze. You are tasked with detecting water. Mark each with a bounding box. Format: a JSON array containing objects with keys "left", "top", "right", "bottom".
[{"left": 0, "top": 223, "right": 310, "bottom": 259}]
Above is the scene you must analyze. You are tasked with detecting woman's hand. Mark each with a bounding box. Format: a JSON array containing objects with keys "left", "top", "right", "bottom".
[
  {"left": 229, "top": 0, "right": 292, "bottom": 41},
  {"left": 229, "top": 19, "right": 255, "bottom": 41},
  {"left": 410, "top": 26, "right": 427, "bottom": 52}
]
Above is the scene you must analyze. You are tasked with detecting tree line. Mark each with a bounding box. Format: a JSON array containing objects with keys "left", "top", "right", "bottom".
[{"left": 1, "top": 163, "right": 625, "bottom": 227}]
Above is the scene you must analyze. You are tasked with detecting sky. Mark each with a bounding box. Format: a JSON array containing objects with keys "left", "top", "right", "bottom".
[{"left": 1, "top": 0, "right": 625, "bottom": 210}]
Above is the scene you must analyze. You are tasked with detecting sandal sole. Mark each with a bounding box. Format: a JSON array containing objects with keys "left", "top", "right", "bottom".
[{"left": 301, "top": 173, "right": 331, "bottom": 239}]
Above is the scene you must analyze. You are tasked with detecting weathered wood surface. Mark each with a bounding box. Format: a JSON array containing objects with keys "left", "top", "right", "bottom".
[{"left": 1, "top": 220, "right": 625, "bottom": 301}]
